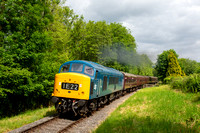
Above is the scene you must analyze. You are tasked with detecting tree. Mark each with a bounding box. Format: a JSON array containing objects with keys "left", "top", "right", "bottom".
[
  {"left": 166, "top": 52, "right": 184, "bottom": 77},
  {"left": 81, "top": 21, "right": 112, "bottom": 62},
  {"left": 155, "top": 49, "right": 178, "bottom": 81},
  {"left": 179, "top": 58, "right": 199, "bottom": 75},
  {"left": 109, "top": 22, "right": 136, "bottom": 49},
  {"left": 0, "top": 0, "right": 55, "bottom": 117}
]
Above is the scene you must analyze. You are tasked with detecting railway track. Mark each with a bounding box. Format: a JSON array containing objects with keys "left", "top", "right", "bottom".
[
  {"left": 10, "top": 85, "right": 156, "bottom": 133},
  {"left": 18, "top": 91, "right": 137, "bottom": 133},
  {"left": 18, "top": 115, "right": 83, "bottom": 133}
]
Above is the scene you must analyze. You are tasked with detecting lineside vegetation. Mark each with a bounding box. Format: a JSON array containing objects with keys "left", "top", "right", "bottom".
[
  {"left": 94, "top": 85, "right": 200, "bottom": 133},
  {"left": 0, "top": 106, "right": 55, "bottom": 133},
  {"left": 169, "top": 74, "right": 200, "bottom": 93}
]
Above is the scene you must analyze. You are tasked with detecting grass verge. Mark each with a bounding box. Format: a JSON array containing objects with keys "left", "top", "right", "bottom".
[
  {"left": 0, "top": 106, "right": 56, "bottom": 133},
  {"left": 94, "top": 85, "right": 200, "bottom": 133}
]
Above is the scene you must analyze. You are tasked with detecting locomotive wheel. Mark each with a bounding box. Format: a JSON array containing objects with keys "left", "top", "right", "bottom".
[{"left": 77, "top": 103, "right": 89, "bottom": 117}]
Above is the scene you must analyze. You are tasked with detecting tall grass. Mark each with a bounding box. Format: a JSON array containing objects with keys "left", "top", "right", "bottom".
[
  {"left": 0, "top": 106, "right": 56, "bottom": 133},
  {"left": 94, "top": 85, "right": 200, "bottom": 133},
  {"left": 170, "top": 74, "right": 200, "bottom": 93}
]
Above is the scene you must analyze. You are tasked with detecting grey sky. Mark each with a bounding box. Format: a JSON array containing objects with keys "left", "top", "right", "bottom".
[{"left": 66, "top": 0, "right": 200, "bottom": 62}]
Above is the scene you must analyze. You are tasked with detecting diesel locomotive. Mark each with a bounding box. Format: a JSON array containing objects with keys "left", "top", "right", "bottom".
[{"left": 51, "top": 60, "right": 158, "bottom": 116}]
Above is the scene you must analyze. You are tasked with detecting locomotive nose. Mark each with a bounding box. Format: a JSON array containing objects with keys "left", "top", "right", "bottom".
[{"left": 52, "top": 72, "right": 91, "bottom": 100}]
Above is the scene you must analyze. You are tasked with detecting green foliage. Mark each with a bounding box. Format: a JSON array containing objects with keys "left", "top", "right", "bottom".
[
  {"left": 166, "top": 51, "right": 184, "bottom": 77},
  {"left": 95, "top": 86, "right": 200, "bottom": 133},
  {"left": 163, "top": 76, "right": 175, "bottom": 84},
  {"left": 155, "top": 49, "right": 178, "bottom": 81},
  {"left": 48, "top": 4, "right": 80, "bottom": 53},
  {"left": 0, "top": 65, "right": 31, "bottom": 94},
  {"left": 0, "top": 0, "right": 57, "bottom": 117},
  {"left": 169, "top": 76, "right": 185, "bottom": 90},
  {"left": 170, "top": 74, "right": 200, "bottom": 93},
  {"left": 109, "top": 22, "right": 136, "bottom": 48},
  {"left": 179, "top": 58, "right": 200, "bottom": 75}
]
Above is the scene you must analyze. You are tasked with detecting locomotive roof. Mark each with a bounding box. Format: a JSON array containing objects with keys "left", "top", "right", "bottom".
[{"left": 62, "top": 60, "right": 122, "bottom": 75}]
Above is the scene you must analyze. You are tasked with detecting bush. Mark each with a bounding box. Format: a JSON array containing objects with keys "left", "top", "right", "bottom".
[
  {"left": 170, "top": 76, "right": 185, "bottom": 90},
  {"left": 164, "top": 76, "right": 174, "bottom": 84},
  {"left": 0, "top": 52, "right": 68, "bottom": 118},
  {"left": 170, "top": 74, "right": 200, "bottom": 93},
  {"left": 184, "top": 74, "right": 200, "bottom": 92}
]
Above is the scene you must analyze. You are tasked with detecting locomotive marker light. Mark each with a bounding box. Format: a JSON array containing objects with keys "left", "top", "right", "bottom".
[{"left": 94, "top": 84, "right": 97, "bottom": 90}]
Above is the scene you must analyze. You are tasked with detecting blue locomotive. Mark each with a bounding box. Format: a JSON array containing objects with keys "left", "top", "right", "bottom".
[
  {"left": 51, "top": 60, "right": 158, "bottom": 116},
  {"left": 52, "top": 60, "right": 124, "bottom": 116}
]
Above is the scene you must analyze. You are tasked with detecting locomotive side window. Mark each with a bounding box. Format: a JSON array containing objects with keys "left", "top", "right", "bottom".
[
  {"left": 84, "top": 65, "right": 94, "bottom": 76},
  {"left": 95, "top": 70, "right": 98, "bottom": 79},
  {"left": 109, "top": 77, "right": 119, "bottom": 84},
  {"left": 61, "top": 64, "right": 70, "bottom": 72},
  {"left": 71, "top": 63, "right": 83, "bottom": 72},
  {"left": 90, "top": 81, "right": 94, "bottom": 95}
]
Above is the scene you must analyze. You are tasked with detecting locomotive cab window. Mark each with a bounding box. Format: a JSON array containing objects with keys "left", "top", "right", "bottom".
[
  {"left": 84, "top": 65, "right": 94, "bottom": 76},
  {"left": 71, "top": 63, "right": 83, "bottom": 72},
  {"left": 61, "top": 64, "right": 70, "bottom": 72}
]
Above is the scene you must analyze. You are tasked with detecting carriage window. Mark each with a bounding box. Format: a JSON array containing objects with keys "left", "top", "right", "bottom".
[
  {"left": 84, "top": 65, "right": 94, "bottom": 76},
  {"left": 71, "top": 63, "right": 83, "bottom": 72},
  {"left": 61, "top": 64, "right": 70, "bottom": 72}
]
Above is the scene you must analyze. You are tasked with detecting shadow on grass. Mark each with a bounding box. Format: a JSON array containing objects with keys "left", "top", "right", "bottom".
[
  {"left": 95, "top": 115, "right": 199, "bottom": 133},
  {"left": 192, "top": 95, "right": 200, "bottom": 103},
  {"left": 44, "top": 109, "right": 57, "bottom": 117}
]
